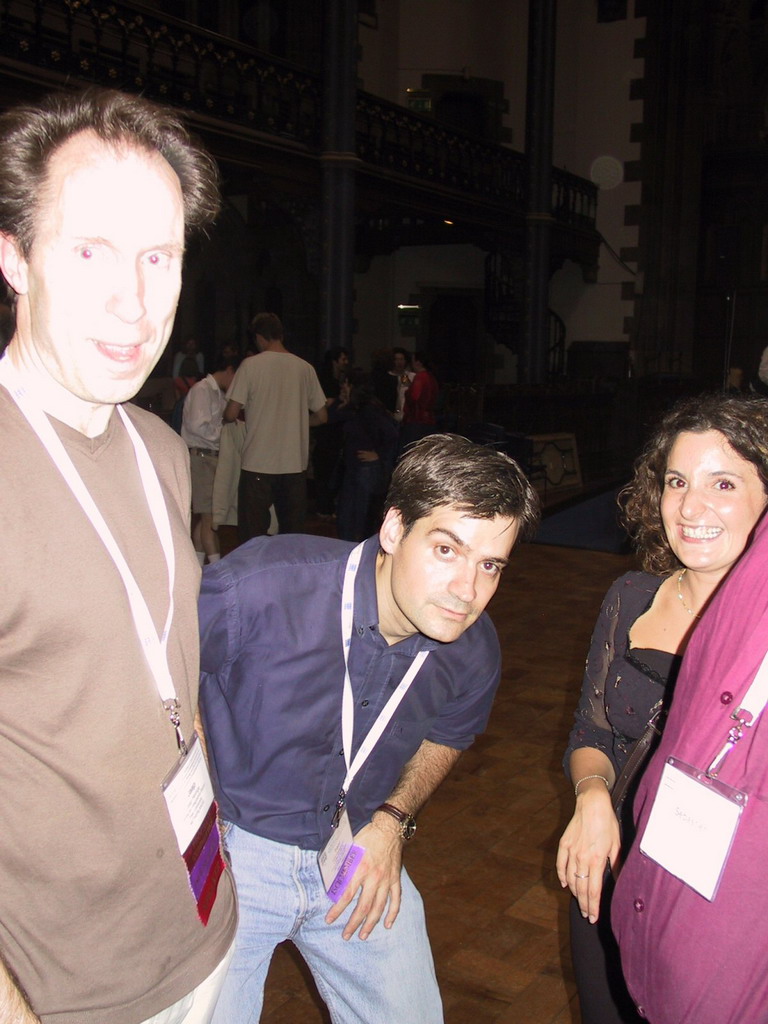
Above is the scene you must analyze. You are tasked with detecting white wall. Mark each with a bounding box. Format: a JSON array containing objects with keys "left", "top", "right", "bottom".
[
  {"left": 550, "top": 3, "right": 646, "bottom": 347},
  {"left": 359, "top": 0, "right": 527, "bottom": 147},
  {"left": 356, "top": 2, "right": 647, "bottom": 373}
]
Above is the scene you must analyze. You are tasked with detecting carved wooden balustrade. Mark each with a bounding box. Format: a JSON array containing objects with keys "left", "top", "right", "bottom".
[
  {"left": 355, "top": 91, "right": 528, "bottom": 213},
  {"left": 0, "top": 0, "right": 322, "bottom": 143},
  {"left": 0, "top": 0, "right": 597, "bottom": 229}
]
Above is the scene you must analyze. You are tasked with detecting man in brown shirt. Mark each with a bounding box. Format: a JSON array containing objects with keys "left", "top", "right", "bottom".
[{"left": 0, "top": 87, "right": 236, "bottom": 1024}]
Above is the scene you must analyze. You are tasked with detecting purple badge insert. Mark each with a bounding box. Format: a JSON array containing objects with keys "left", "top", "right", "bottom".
[{"left": 326, "top": 843, "right": 365, "bottom": 903}]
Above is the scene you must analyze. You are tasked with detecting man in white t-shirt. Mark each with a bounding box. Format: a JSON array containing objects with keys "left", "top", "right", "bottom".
[
  {"left": 224, "top": 312, "right": 327, "bottom": 541},
  {"left": 181, "top": 352, "right": 238, "bottom": 564}
]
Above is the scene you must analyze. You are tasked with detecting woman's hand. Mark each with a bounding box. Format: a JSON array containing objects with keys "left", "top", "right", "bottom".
[{"left": 556, "top": 778, "right": 621, "bottom": 923}]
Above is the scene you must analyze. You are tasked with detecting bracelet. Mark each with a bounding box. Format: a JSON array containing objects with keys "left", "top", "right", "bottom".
[{"left": 574, "top": 774, "right": 610, "bottom": 797}]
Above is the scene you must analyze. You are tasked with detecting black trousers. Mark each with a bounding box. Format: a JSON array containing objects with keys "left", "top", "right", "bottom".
[
  {"left": 569, "top": 872, "right": 643, "bottom": 1024},
  {"left": 237, "top": 469, "right": 307, "bottom": 544}
]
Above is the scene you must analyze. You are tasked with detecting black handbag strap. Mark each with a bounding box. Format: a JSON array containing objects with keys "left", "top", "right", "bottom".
[{"left": 611, "top": 706, "right": 665, "bottom": 812}]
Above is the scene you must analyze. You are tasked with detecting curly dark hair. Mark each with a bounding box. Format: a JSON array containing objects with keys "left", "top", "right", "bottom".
[
  {"left": 620, "top": 392, "right": 768, "bottom": 574},
  {"left": 0, "top": 86, "right": 220, "bottom": 258}
]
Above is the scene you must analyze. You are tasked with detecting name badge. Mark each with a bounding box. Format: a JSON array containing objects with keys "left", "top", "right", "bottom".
[
  {"left": 162, "top": 733, "right": 225, "bottom": 924},
  {"left": 640, "top": 757, "right": 747, "bottom": 901},
  {"left": 317, "top": 807, "right": 365, "bottom": 903}
]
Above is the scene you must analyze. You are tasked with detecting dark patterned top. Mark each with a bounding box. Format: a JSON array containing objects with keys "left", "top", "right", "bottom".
[{"left": 564, "top": 571, "right": 682, "bottom": 778}]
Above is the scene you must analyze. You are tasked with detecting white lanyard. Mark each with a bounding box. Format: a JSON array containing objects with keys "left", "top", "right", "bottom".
[
  {"left": 707, "top": 643, "right": 768, "bottom": 777},
  {"left": 337, "top": 543, "right": 429, "bottom": 804},
  {"left": 0, "top": 358, "right": 187, "bottom": 751}
]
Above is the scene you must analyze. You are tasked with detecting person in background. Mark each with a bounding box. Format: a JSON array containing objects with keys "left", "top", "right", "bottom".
[
  {"left": 172, "top": 333, "right": 205, "bottom": 378},
  {"left": 170, "top": 334, "right": 204, "bottom": 432},
  {"left": 0, "top": 86, "right": 236, "bottom": 1024},
  {"left": 400, "top": 350, "right": 439, "bottom": 451},
  {"left": 220, "top": 339, "right": 241, "bottom": 366},
  {"left": 557, "top": 392, "right": 768, "bottom": 1024},
  {"left": 370, "top": 346, "right": 397, "bottom": 415},
  {"left": 391, "top": 346, "right": 414, "bottom": 423},
  {"left": 181, "top": 350, "right": 238, "bottom": 565},
  {"left": 336, "top": 376, "right": 399, "bottom": 542},
  {"left": 313, "top": 345, "right": 350, "bottom": 519},
  {"left": 224, "top": 312, "right": 327, "bottom": 541}
]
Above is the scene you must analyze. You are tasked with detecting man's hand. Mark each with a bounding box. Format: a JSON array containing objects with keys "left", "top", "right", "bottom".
[
  {"left": 325, "top": 741, "right": 460, "bottom": 940},
  {"left": 324, "top": 815, "right": 403, "bottom": 941}
]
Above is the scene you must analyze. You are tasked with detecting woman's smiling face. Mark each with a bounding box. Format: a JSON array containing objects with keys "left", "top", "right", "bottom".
[{"left": 660, "top": 429, "right": 768, "bottom": 582}]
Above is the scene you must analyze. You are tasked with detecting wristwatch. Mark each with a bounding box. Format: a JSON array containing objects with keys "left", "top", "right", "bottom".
[{"left": 376, "top": 802, "right": 417, "bottom": 841}]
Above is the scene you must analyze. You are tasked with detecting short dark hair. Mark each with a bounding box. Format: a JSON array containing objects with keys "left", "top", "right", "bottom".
[
  {"left": 384, "top": 433, "right": 540, "bottom": 541},
  {"left": 250, "top": 312, "right": 284, "bottom": 342},
  {"left": 210, "top": 349, "right": 240, "bottom": 374},
  {"left": 0, "top": 303, "right": 13, "bottom": 355},
  {"left": 621, "top": 392, "right": 768, "bottom": 574},
  {"left": 0, "top": 86, "right": 220, "bottom": 258},
  {"left": 321, "top": 346, "right": 349, "bottom": 373}
]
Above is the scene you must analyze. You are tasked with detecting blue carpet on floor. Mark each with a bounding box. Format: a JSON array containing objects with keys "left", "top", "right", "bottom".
[{"left": 534, "top": 486, "right": 631, "bottom": 553}]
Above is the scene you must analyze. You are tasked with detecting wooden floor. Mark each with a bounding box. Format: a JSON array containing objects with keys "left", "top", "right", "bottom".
[{"left": 221, "top": 521, "right": 635, "bottom": 1023}]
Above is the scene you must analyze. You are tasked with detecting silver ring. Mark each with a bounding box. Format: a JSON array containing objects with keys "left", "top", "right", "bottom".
[{"left": 574, "top": 873, "right": 589, "bottom": 879}]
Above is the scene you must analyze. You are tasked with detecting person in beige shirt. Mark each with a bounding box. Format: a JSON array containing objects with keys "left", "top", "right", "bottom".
[{"left": 224, "top": 311, "right": 327, "bottom": 541}]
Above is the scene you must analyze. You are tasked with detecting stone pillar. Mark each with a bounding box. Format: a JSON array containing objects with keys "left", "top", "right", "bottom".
[
  {"left": 523, "top": 0, "right": 557, "bottom": 384},
  {"left": 321, "top": 0, "right": 358, "bottom": 355}
]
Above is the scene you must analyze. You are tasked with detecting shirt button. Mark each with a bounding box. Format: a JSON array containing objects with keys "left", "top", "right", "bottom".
[
  {"left": 633, "top": 898, "right": 644, "bottom": 913},
  {"left": 636, "top": 1007, "right": 646, "bottom": 1018},
  {"left": 323, "top": 804, "right": 330, "bottom": 812},
  {"left": 338, "top": 749, "right": 344, "bottom": 756},
  {"left": 720, "top": 691, "right": 733, "bottom": 705},
  {"left": 361, "top": 700, "right": 369, "bottom": 707},
  {"left": 357, "top": 626, "right": 365, "bottom": 635}
]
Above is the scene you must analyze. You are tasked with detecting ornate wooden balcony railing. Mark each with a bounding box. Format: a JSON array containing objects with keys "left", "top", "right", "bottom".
[
  {"left": 355, "top": 92, "right": 528, "bottom": 213},
  {"left": 553, "top": 168, "right": 598, "bottom": 230},
  {"left": 0, "top": 0, "right": 597, "bottom": 230},
  {"left": 355, "top": 92, "right": 597, "bottom": 229},
  {"left": 0, "top": 0, "right": 322, "bottom": 144}
]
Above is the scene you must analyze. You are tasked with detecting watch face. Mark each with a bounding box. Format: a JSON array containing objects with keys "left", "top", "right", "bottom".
[{"left": 401, "top": 817, "right": 417, "bottom": 841}]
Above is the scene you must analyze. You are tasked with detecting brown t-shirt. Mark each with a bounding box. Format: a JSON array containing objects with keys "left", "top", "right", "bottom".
[{"left": 0, "top": 390, "right": 237, "bottom": 1024}]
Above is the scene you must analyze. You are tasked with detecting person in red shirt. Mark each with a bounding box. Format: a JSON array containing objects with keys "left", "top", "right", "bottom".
[{"left": 400, "top": 351, "right": 439, "bottom": 450}]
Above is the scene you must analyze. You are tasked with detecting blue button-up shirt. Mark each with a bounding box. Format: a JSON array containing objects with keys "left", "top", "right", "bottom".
[{"left": 198, "top": 533, "right": 501, "bottom": 850}]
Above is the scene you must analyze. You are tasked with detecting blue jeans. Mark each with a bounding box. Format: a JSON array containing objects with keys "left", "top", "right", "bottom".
[
  {"left": 212, "top": 826, "right": 443, "bottom": 1024},
  {"left": 336, "top": 461, "right": 385, "bottom": 542}
]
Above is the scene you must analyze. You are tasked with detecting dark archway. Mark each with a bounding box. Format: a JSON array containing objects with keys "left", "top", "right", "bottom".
[{"left": 424, "top": 291, "right": 484, "bottom": 385}]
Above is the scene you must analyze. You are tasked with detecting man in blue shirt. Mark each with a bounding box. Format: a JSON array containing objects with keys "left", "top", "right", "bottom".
[{"left": 200, "top": 433, "right": 539, "bottom": 1023}]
